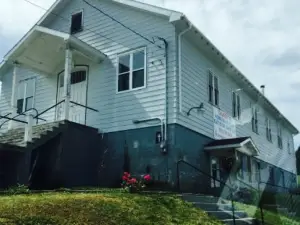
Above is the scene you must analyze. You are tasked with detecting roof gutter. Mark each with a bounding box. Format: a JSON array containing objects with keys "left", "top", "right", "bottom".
[{"left": 178, "top": 22, "right": 192, "bottom": 113}]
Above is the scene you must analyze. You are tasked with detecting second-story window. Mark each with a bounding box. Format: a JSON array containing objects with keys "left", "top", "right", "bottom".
[
  {"left": 265, "top": 118, "right": 272, "bottom": 142},
  {"left": 277, "top": 124, "right": 283, "bottom": 149},
  {"left": 232, "top": 92, "right": 241, "bottom": 119},
  {"left": 208, "top": 70, "right": 219, "bottom": 106},
  {"left": 117, "top": 48, "right": 146, "bottom": 92},
  {"left": 287, "top": 140, "right": 291, "bottom": 154},
  {"left": 252, "top": 106, "right": 258, "bottom": 134},
  {"left": 71, "top": 11, "right": 83, "bottom": 34}
]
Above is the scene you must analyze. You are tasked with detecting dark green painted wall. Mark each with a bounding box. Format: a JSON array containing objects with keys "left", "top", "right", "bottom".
[{"left": 101, "top": 124, "right": 213, "bottom": 190}]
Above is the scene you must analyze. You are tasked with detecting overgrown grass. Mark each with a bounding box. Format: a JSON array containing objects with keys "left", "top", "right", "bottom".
[
  {"left": 236, "top": 202, "right": 300, "bottom": 225},
  {"left": 0, "top": 190, "right": 223, "bottom": 225}
]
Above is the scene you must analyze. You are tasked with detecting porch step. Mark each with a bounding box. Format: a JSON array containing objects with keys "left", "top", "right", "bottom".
[
  {"left": 181, "top": 194, "right": 223, "bottom": 203},
  {"left": 207, "top": 210, "right": 247, "bottom": 220},
  {"left": 191, "top": 202, "right": 232, "bottom": 211},
  {"left": 180, "top": 194, "right": 258, "bottom": 224},
  {"left": 223, "top": 218, "right": 260, "bottom": 225},
  {"left": 0, "top": 121, "right": 64, "bottom": 148}
]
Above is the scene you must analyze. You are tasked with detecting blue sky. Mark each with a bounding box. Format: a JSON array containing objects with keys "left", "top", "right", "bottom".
[{"left": 0, "top": 0, "right": 299, "bottom": 148}]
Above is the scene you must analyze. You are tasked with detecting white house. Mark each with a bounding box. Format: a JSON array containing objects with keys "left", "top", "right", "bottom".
[{"left": 0, "top": 0, "right": 298, "bottom": 192}]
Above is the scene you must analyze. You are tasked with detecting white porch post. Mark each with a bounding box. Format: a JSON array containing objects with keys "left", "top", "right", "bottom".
[
  {"left": 24, "top": 112, "right": 33, "bottom": 142},
  {"left": 63, "top": 46, "right": 73, "bottom": 121},
  {"left": 8, "top": 62, "right": 18, "bottom": 130}
]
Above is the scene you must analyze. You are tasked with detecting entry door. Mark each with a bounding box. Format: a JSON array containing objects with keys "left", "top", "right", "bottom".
[
  {"left": 56, "top": 69, "right": 87, "bottom": 124},
  {"left": 210, "top": 157, "right": 220, "bottom": 187}
]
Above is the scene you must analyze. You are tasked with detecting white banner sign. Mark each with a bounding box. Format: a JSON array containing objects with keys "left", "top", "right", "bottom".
[{"left": 213, "top": 107, "right": 236, "bottom": 140}]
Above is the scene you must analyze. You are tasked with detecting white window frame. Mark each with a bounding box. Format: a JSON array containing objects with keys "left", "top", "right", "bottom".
[
  {"left": 232, "top": 91, "right": 241, "bottom": 119},
  {"left": 287, "top": 140, "right": 291, "bottom": 154},
  {"left": 265, "top": 117, "right": 272, "bottom": 142},
  {"left": 116, "top": 47, "right": 147, "bottom": 93},
  {"left": 277, "top": 123, "right": 283, "bottom": 149},
  {"left": 17, "top": 77, "right": 36, "bottom": 114},
  {"left": 252, "top": 106, "right": 258, "bottom": 134},
  {"left": 70, "top": 9, "right": 84, "bottom": 34},
  {"left": 208, "top": 69, "right": 219, "bottom": 107}
]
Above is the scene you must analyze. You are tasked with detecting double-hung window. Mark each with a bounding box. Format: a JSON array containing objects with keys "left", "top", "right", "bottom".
[
  {"left": 17, "top": 78, "right": 35, "bottom": 114},
  {"left": 254, "top": 161, "right": 261, "bottom": 182},
  {"left": 287, "top": 141, "right": 291, "bottom": 154},
  {"left": 265, "top": 118, "right": 272, "bottom": 142},
  {"left": 208, "top": 70, "right": 219, "bottom": 106},
  {"left": 252, "top": 106, "right": 258, "bottom": 133},
  {"left": 277, "top": 124, "right": 283, "bottom": 149},
  {"left": 232, "top": 92, "right": 241, "bottom": 119},
  {"left": 117, "top": 48, "right": 146, "bottom": 92}
]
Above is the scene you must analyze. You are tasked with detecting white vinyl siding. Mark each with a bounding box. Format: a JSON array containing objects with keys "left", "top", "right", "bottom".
[
  {"left": 178, "top": 34, "right": 296, "bottom": 173},
  {"left": 38, "top": 0, "right": 177, "bottom": 132}
]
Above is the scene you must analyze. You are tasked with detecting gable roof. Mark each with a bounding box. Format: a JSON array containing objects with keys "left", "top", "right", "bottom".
[
  {"left": 36, "top": 0, "right": 183, "bottom": 26},
  {"left": 0, "top": 0, "right": 298, "bottom": 134},
  {"left": 204, "top": 137, "right": 259, "bottom": 156}
]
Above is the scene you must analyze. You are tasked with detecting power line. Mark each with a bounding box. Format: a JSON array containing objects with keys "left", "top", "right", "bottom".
[
  {"left": 22, "top": 0, "right": 125, "bottom": 47},
  {"left": 81, "top": 0, "right": 160, "bottom": 47}
]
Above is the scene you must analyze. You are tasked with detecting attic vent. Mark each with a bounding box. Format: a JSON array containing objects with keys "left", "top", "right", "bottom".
[{"left": 71, "top": 11, "right": 83, "bottom": 34}]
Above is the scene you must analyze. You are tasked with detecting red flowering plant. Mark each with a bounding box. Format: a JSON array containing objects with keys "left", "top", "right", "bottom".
[{"left": 121, "top": 172, "right": 151, "bottom": 192}]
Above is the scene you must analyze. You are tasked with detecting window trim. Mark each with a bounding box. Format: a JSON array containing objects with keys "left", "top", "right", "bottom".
[
  {"left": 17, "top": 77, "right": 36, "bottom": 114},
  {"left": 277, "top": 123, "right": 283, "bottom": 149},
  {"left": 208, "top": 69, "right": 219, "bottom": 107},
  {"left": 116, "top": 47, "right": 147, "bottom": 93},
  {"left": 70, "top": 9, "right": 84, "bottom": 34},
  {"left": 265, "top": 117, "right": 272, "bottom": 142},
  {"left": 232, "top": 91, "right": 241, "bottom": 120},
  {"left": 252, "top": 106, "right": 259, "bottom": 134},
  {"left": 287, "top": 140, "right": 291, "bottom": 154}
]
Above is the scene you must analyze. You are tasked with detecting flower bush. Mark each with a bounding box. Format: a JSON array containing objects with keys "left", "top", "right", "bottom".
[{"left": 121, "top": 172, "right": 151, "bottom": 192}]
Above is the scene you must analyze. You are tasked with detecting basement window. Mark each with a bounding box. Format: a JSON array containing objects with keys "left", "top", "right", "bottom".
[{"left": 71, "top": 11, "right": 83, "bottom": 34}]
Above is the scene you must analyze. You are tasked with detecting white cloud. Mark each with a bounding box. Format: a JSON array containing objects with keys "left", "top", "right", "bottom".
[{"left": 0, "top": 0, "right": 299, "bottom": 147}]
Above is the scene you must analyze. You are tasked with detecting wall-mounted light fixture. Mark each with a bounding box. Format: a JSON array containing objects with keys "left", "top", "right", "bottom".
[
  {"left": 187, "top": 103, "right": 205, "bottom": 116},
  {"left": 232, "top": 88, "right": 243, "bottom": 93}
]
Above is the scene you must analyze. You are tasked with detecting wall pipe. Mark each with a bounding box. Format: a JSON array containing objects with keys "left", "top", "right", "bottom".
[{"left": 178, "top": 23, "right": 192, "bottom": 113}]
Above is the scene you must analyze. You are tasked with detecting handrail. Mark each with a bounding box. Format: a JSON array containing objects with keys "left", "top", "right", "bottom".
[
  {"left": 34, "top": 100, "right": 65, "bottom": 120},
  {"left": 259, "top": 181, "right": 295, "bottom": 213},
  {"left": 0, "top": 108, "right": 46, "bottom": 129},
  {"left": 176, "top": 160, "right": 236, "bottom": 225},
  {"left": 0, "top": 114, "right": 28, "bottom": 129},
  {"left": 70, "top": 101, "right": 99, "bottom": 112},
  {"left": 236, "top": 179, "right": 264, "bottom": 225}
]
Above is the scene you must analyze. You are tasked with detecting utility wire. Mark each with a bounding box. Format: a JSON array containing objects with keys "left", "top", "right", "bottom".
[{"left": 81, "top": 0, "right": 158, "bottom": 46}]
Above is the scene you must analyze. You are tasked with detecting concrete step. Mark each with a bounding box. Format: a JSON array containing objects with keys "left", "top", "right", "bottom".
[
  {"left": 207, "top": 210, "right": 248, "bottom": 220},
  {"left": 181, "top": 194, "right": 225, "bottom": 203},
  {"left": 223, "top": 217, "right": 259, "bottom": 225},
  {"left": 192, "top": 202, "right": 232, "bottom": 211}
]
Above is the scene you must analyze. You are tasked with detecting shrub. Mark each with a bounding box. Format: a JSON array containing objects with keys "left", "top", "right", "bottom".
[
  {"left": 121, "top": 172, "right": 151, "bottom": 192},
  {"left": 6, "top": 184, "right": 30, "bottom": 195}
]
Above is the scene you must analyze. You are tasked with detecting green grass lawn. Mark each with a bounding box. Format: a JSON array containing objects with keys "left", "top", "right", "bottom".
[
  {"left": 236, "top": 202, "right": 300, "bottom": 225},
  {"left": 0, "top": 190, "right": 223, "bottom": 225}
]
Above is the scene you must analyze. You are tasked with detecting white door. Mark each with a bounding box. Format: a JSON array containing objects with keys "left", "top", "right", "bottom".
[{"left": 56, "top": 69, "right": 87, "bottom": 124}]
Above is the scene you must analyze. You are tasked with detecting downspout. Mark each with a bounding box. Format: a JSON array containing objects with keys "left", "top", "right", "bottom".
[
  {"left": 156, "top": 37, "right": 169, "bottom": 153},
  {"left": 178, "top": 23, "right": 192, "bottom": 113}
]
